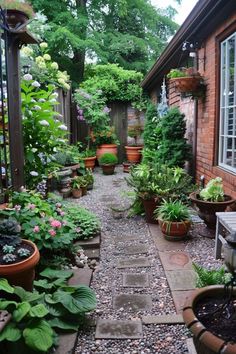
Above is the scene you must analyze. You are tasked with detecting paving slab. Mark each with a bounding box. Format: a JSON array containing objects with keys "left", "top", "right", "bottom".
[
  {"left": 114, "top": 234, "right": 140, "bottom": 242},
  {"left": 166, "top": 270, "right": 196, "bottom": 291},
  {"left": 55, "top": 332, "right": 77, "bottom": 354},
  {"left": 159, "top": 251, "right": 192, "bottom": 271},
  {"left": 95, "top": 319, "right": 143, "bottom": 339},
  {"left": 113, "top": 294, "right": 152, "bottom": 311},
  {"left": 172, "top": 290, "right": 195, "bottom": 313},
  {"left": 124, "top": 244, "right": 149, "bottom": 255},
  {"left": 186, "top": 338, "right": 197, "bottom": 354},
  {"left": 142, "top": 314, "right": 184, "bottom": 325},
  {"left": 148, "top": 224, "right": 186, "bottom": 251},
  {"left": 117, "top": 257, "right": 151, "bottom": 269},
  {"left": 84, "top": 248, "right": 100, "bottom": 259},
  {"left": 122, "top": 273, "right": 150, "bottom": 288},
  {"left": 75, "top": 234, "right": 100, "bottom": 249},
  {"left": 68, "top": 268, "right": 93, "bottom": 287}
]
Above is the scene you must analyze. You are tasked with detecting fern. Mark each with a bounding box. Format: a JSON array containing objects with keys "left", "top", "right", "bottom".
[{"left": 193, "top": 263, "right": 232, "bottom": 288}]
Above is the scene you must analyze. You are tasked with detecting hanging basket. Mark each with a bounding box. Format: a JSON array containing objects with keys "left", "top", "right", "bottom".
[{"left": 170, "top": 76, "right": 202, "bottom": 93}]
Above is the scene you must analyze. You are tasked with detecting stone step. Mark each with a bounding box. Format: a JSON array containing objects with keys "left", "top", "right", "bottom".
[
  {"left": 68, "top": 267, "right": 93, "bottom": 287},
  {"left": 95, "top": 319, "right": 143, "bottom": 339},
  {"left": 142, "top": 314, "right": 184, "bottom": 325},
  {"left": 122, "top": 273, "right": 150, "bottom": 288},
  {"left": 159, "top": 251, "right": 192, "bottom": 271},
  {"left": 165, "top": 270, "right": 196, "bottom": 291},
  {"left": 84, "top": 248, "right": 100, "bottom": 260},
  {"left": 75, "top": 234, "right": 101, "bottom": 250},
  {"left": 113, "top": 294, "right": 152, "bottom": 311},
  {"left": 114, "top": 234, "right": 140, "bottom": 243},
  {"left": 117, "top": 257, "right": 151, "bottom": 269}
]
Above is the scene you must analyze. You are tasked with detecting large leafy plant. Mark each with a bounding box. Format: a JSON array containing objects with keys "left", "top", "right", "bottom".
[
  {"left": 199, "top": 177, "right": 224, "bottom": 202},
  {"left": 21, "top": 76, "right": 68, "bottom": 187},
  {"left": 155, "top": 199, "right": 190, "bottom": 222},
  {"left": 0, "top": 274, "right": 96, "bottom": 353}
]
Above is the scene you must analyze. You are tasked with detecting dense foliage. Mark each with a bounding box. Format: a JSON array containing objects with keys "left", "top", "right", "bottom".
[
  {"left": 142, "top": 101, "right": 160, "bottom": 163},
  {"left": 29, "top": 0, "right": 179, "bottom": 84},
  {"left": 193, "top": 263, "right": 231, "bottom": 288}
]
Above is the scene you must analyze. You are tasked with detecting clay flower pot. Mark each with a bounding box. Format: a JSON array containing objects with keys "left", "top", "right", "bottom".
[
  {"left": 125, "top": 146, "right": 142, "bottom": 163},
  {"left": 72, "top": 188, "right": 82, "bottom": 198},
  {"left": 81, "top": 186, "right": 87, "bottom": 196},
  {"left": 170, "top": 76, "right": 202, "bottom": 93},
  {"left": 190, "top": 192, "right": 235, "bottom": 229},
  {"left": 83, "top": 156, "right": 96, "bottom": 170},
  {"left": 142, "top": 198, "right": 159, "bottom": 224},
  {"left": 101, "top": 164, "right": 115, "bottom": 175},
  {"left": 0, "top": 239, "right": 40, "bottom": 291},
  {"left": 158, "top": 219, "right": 191, "bottom": 241},
  {"left": 183, "top": 286, "right": 236, "bottom": 354},
  {"left": 96, "top": 144, "right": 118, "bottom": 160}
]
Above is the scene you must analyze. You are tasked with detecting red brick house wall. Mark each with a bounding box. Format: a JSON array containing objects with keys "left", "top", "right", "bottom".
[{"left": 156, "top": 13, "right": 236, "bottom": 198}]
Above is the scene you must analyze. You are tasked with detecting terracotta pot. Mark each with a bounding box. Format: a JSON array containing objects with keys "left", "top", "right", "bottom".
[
  {"left": 190, "top": 192, "right": 235, "bottom": 229},
  {"left": 125, "top": 146, "right": 142, "bottom": 163},
  {"left": 6, "top": 10, "right": 29, "bottom": 29},
  {"left": 87, "top": 183, "right": 93, "bottom": 191},
  {"left": 96, "top": 144, "right": 118, "bottom": 160},
  {"left": 0, "top": 239, "right": 40, "bottom": 291},
  {"left": 81, "top": 186, "right": 87, "bottom": 196},
  {"left": 159, "top": 219, "right": 191, "bottom": 241},
  {"left": 170, "top": 76, "right": 201, "bottom": 93},
  {"left": 183, "top": 286, "right": 236, "bottom": 354},
  {"left": 142, "top": 198, "right": 159, "bottom": 224},
  {"left": 72, "top": 188, "right": 82, "bottom": 198},
  {"left": 101, "top": 164, "right": 115, "bottom": 175},
  {"left": 83, "top": 156, "right": 96, "bottom": 170}
]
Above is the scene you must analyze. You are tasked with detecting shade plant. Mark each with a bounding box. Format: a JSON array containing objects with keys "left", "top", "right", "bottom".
[{"left": 21, "top": 74, "right": 68, "bottom": 188}]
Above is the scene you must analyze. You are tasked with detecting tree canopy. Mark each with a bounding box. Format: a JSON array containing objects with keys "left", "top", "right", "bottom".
[{"left": 29, "top": 0, "right": 179, "bottom": 85}]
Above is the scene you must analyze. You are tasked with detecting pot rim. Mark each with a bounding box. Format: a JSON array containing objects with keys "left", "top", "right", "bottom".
[
  {"left": 97, "top": 144, "right": 117, "bottom": 148},
  {"left": 189, "top": 192, "right": 235, "bottom": 205},
  {"left": 83, "top": 156, "right": 96, "bottom": 161}
]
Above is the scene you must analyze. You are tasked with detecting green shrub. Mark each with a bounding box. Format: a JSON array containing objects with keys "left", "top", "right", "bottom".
[
  {"left": 99, "top": 153, "right": 118, "bottom": 165},
  {"left": 193, "top": 263, "right": 232, "bottom": 288},
  {"left": 155, "top": 199, "right": 190, "bottom": 222}
]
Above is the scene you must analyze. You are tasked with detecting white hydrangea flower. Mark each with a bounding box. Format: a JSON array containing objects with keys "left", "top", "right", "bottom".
[
  {"left": 51, "top": 92, "right": 58, "bottom": 98},
  {"left": 63, "top": 83, "right": 70, "bottom": 90},
  {"left": 38, "top": 98, "right": 46, "bottom": 103},
  {"left": 33, "top": 105, "right": 41, "bottom": 111},
  {"left": 51, "top": 62, "right": 59, "bottom": 70},
  {"left": 32, "top": 81, "right": 41, "bottom": 88},
  {"left": 39, "top": 120, "right": 49, "bottom": 126},
  {"left": 43, "top": 54, "right": 51, "bottom": 61},
  {"left": 21, "top": 47, "right": 33, "bottom": 57},
  {"left": 35, "top": 56, "right": 44, "bottom": 63},
  {"left": 30, "top": 171, "right": 39, "bottom": 176},
  {"left": 23, "top": 73, "right": 32, "bottom": 81},
  {"left": 50, "top": 98, "right": 57, "bottom": 103},
  {"left": 40, "top": 42, "right": 48, "bottom": 49},
  {"left": 38, "top": 62, "right": 46, "bottom": 69},
  {"left": 58, "top": 124, "right": 67, "bottom": 131},
  {"left": 58, "top": 78, "right": 66, "bottom": 85}
]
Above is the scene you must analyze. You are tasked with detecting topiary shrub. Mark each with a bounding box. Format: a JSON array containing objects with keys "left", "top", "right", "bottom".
[{"left": 99, "top": 153, "right": 118, "bottom": 165}]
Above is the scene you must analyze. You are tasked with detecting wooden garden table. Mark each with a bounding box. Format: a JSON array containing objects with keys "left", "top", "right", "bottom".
[{"left": 215, "top": 212, "right": 236, "bottom": 259}]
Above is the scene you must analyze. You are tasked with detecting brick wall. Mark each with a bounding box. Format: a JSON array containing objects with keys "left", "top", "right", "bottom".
[{"left": 154, "top": 13, "right": 236, "bottom": 198}]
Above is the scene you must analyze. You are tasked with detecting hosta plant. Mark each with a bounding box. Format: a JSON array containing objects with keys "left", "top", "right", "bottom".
[{"left": 199, "top": 177, "right": 224, "bottom": 202}]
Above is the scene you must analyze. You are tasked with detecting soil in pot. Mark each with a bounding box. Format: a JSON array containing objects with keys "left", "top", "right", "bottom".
[{"left": 195, "top": 296, "right": 236, "bottom": 343}]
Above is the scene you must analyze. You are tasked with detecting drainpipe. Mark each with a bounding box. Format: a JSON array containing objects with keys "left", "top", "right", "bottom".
[{"left": 192, "top": 50, "right": 198, "bottom": 182}]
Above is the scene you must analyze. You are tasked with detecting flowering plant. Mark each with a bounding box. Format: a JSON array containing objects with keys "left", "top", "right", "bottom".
[
  {"left": 21, "top": 42, "right": 70, "bottom": 91},
  {"left": 1, "top": 0, "right": 35, "bottom": 18},
  {"left": 91, "top": 126, "right": 119, "bottom": 145},
  {"left": 21, "top": 74, "right": 68, "bottom": 187}
]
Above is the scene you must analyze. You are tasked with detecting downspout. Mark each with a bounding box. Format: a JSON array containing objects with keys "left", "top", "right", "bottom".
[{"left": 192, "top": 51, "right": 198, "bottom": 182}]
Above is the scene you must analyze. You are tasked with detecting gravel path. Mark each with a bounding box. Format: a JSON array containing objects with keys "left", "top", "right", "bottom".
[{"left": 72, "top": 166, "right": 223, "bottom": 354}]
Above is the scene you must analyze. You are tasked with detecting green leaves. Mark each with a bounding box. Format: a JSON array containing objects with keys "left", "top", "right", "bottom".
[
  {"left": 29, "top": 304, "right": 49, "bottom": 318},
  {"left": 23, "top": 319, "right": 53, "bottom": 352},
  {"left": 40, "top": 268, "right": 73, "bottom": 281},
  {"left": 0, "top": 278, "right": 14, "bottom": 293},
  {"left": 13, "top": 302, "right": 31, "bottom": 322},
  {"left": 0, "top": 323, "right": 21, "bottom": 342}
]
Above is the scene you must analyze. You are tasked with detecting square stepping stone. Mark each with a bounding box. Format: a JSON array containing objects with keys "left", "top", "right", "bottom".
[
  {"left": 75, "top": 234, "right": 100, "bottom": 249},
  {"left": 148, "top": 224, "right": 186, "bottom": 251},
  {"left": 117, "top": 257, "right": 151, "bottom": 269},
  {"left": 115, "top": 235, "right": 139, "bottom": 242},
  {"left": 68, "top": 268, "right": 93, "bottom": 287},
  {"left": 165, "top": 270, "right": 196, "bottom": 291},
  {"left": 142, "top": 314, "right": 184, "bottom": 325},
  {"left": 123, "top": 273, "right": 150, "bottom": 288},
  {"left": 95, "top": 319, "right": 143, "bottom": 339},
  {"left": 113, "top": 294, "right": 152, "bottom": 311},
  {"left": 84, "top": 248, "right": 100, "bottom": 260},
  {"left": 172, "top": 290, "right": 195, "bottom": 313},
  {"left": 124, "top": 244, "right": 148, "bottom": 255},
  {"left": 159, "top": 251, "right": 192, "bottom": 271}
]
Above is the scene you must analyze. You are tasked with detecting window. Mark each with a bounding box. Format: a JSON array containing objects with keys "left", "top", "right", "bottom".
[{"left": 219, "top": 32, "right": 236, "bottom": 173}]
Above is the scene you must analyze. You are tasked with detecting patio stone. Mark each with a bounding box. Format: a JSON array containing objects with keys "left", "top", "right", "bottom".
[
  {"left": 166, "top": 270, "right": 196, "bottom": 291},
  {"left": 124, "top": 244, "right": 149, "bottom": 255},
  {"left": 75, "top": 234, "right": 100, "bottom": 249},
  {"left": 68, "top": 267, "right": 93, "bottom": 287},
  {"left": 113, "top": 294, "right": 152, "bottom": 311},
  {"left": 117, "top": 257, "right": 151, "bottom": 268},
  {"left": 95, "top": 319, "right": 143, "bottom": 339},
  {"left": 159, "top": 251, "right": 192, "bottom": 271},
  {"left": 122, "top": 273, "right": 150, "bottom": 287},
  {"left": 142, "top": 314, "right": 184, "bottom": 325},
  {"left": 148, "top": 224, "right": 186, "bottom": 251},
  {"left": 114, "top": 234, "right": 140, "bottom": 242},
  {"left": 55, "top": 332, "right": 77, "bottom": 354},
  {"left": 84, "top": 248, "right": 100, "bottom": 259},
  {"left": 171, "top": 290, "right": 195, "bottom": 313}
]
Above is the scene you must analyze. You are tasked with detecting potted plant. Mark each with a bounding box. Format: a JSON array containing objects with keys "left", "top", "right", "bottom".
[
  {"left": 84, "top": 169, "right": 94, "bottom": 190},
  {"left": 93, "top": 126, "right": 119, "bottom": 160},
  {"left": 71, "top": 176, "right": 82, "bottom": 198},
  {"left": 82, "top": 149, "right": 96, "bottom": 170},
  {"left": 125, "top": 124, "right": 143, "bottom": 163},
  {"left": 190, "top": 177, "right": 235, "bottom": 230},
  {"left": 0, "top": 218, "right": 40, "bottom": 291},
  {"left": 155, "top": 199, "right": 191, "bottom": 240},
  {"left": 99, "top": 152, "right": 118, "bottom": 175},
  {"left": 1, "top": 0, "right": 35, "bottom": 29},
  {"left": 167, "top": 67, "right": 203, "bottom": 94}
]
